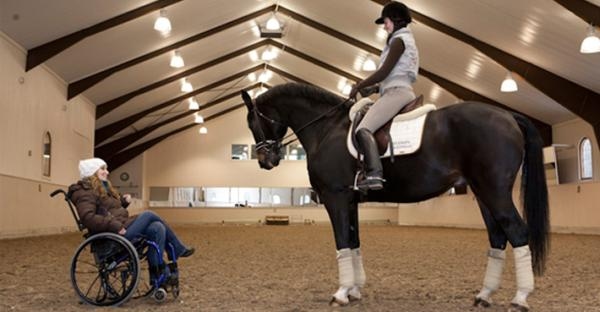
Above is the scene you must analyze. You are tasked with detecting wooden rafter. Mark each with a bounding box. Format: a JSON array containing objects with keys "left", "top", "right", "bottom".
[
  {"left": 68, "top": 5, "right": 277, "bottom": 99},
  {"left": 107, "top": 104, "right": 246, "bottom": 170},
  {"left": 95, "top": 64, "right": 265, "bottom": 144},
  {"left": 26, "top": 0, "right": 182, "bottom": 71},
  {"left": 95, "top": 82, "right": 263, "bottom": 159}
]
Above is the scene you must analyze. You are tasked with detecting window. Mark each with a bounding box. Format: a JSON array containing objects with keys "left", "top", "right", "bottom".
[
  {"left": 42, "top": 132, "right": 52, "bottom": 177},
  {"left": 231, "top": 187, "right": 260, "bottom": 206},
  {"left": 149, "top": 186, "right": 315, "bottom": 207},
  {"left": 579, "top": 137, "right": 593, "bottom": 180},
  {"left": 286, "top": 143, "right": 306, "bottom": 160},
  {"left": 231, "top": 144, "right": 250, "bottom": 160}
]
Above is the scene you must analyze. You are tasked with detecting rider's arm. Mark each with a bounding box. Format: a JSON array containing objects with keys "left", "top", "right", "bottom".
[{"left": 351, "top": 38, "right": 405, "bottom": 97}]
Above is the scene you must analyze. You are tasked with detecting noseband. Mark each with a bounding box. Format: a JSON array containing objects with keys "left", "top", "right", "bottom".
[{"left": 251, "top": 106, "right": 285, "bottom": 154}]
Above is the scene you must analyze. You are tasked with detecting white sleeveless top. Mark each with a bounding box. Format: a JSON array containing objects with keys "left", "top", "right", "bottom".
[{"left": 379, "top": 27, "right": 419, "bottom": 93}]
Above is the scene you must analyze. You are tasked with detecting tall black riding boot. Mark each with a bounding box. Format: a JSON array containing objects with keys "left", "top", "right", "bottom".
[{"left": 355, "top": 128, "right": 384, "bottom": 190}]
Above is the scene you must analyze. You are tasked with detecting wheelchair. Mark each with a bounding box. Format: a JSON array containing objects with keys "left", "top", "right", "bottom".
[{"left": 51, "top": 189, "right": 180, "bottom": 306}]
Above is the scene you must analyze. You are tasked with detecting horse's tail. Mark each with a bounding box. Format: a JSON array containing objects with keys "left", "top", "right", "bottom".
[{"left": 513, "top": 112, "right": 550, "bottom": 276}]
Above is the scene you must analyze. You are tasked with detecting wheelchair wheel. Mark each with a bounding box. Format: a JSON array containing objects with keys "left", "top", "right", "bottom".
[
  {"left": 131, "top": 241, "right": 155, "bottom": 299},
  {"left": 70, "top": 233, "right": 140, "bottom": 306}
]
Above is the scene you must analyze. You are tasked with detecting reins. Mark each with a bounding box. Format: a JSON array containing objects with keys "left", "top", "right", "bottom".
[{"left": 254, "top": 97, "right": 353, "bottom": 149}]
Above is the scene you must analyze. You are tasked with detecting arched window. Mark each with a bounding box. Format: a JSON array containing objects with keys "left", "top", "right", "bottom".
[
  {"left": 42, "top": 132, "right": 52, "bottom": 177},
  {"left": 579, "top": 137, "right": 593, "bottom": 180}
]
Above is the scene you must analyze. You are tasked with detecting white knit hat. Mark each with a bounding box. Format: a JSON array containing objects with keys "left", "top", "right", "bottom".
[{"left": 79, "top": 158, "right": 107, "bottom": 179}]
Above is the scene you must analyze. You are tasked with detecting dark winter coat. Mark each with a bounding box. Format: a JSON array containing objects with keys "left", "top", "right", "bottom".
[{"left": 68, "top": 180, "right": 137, "bottom": 234}]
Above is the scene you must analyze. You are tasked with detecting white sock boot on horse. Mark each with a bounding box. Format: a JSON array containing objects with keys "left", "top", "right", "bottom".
[
  {"left": 475, "top": 248, "right": 506, "bottom": 307},
  {"left": 331, "top": 248, "right": 354, "bottom": 306},
  {"left": 348, "top": 248, "right": 366, "bottom": 301},
  {"left": 510, "top": 245, "right": 534, "bottom": 311}
]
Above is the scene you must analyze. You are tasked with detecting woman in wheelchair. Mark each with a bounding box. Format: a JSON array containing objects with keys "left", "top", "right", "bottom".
[{"left": 69, "top": 158, "right": 195, "bottom": 284}]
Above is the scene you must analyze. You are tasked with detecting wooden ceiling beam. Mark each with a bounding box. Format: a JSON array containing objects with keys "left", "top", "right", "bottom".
[
  {"left": 279, "top": 3, "right": 552, "bottom": 142},
  {"left": 107, "top": 103, "right": 246, "bottom": 170},
  {"left": 269, "top": 41, "right": 362, "bottom": 82},
  {"left": 420, "top": 68, "right": 552, "bottom": 145},
  {"left": 95, "top": 64, "right": 265, "bottom": 144},
  {"left": 95, "top": 82, "right": 263, "bottom": 158},
  {"left": 554, "top": 0, "right": 600, "bottom": 26},
  {"left": 68, "top": 5, "right": 277, "bottom": 99},
  {"left": 26, "top": 0, "right": 181, "bottom": 72},
  {"left": 95, "top": 39, "right": 271, "bottom": 118},
  {"left": 95, "top": 37, "right": 365, "bottom": 119}
]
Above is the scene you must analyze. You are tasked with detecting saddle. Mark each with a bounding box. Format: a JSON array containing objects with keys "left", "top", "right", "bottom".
[{"left": 350, "top": 95, "right": 424, "bottom": 155}]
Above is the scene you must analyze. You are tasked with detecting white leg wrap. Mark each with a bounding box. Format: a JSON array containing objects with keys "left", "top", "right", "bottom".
[
  {"left": 348, "top": 248, "right": 366, "bottom": 300},
  {"left": 476, "top": 248, "right": 506, "bottom": 301},
  {"left": 512, "top": 245, "right": 534, "bottom": 308},
  {"left": 351, "top": 248, "right": 366, "bottom": 287},
  {"left": 332, "top": 248, "right": 354, "bottom": 304},
  {"left": 337, "top": 248, "right": 354, "bottom": 288}
]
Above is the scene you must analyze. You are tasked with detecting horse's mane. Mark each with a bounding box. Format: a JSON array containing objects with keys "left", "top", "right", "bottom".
[{"left": 256, "top": 83, "right": 345, "bottom": 108}]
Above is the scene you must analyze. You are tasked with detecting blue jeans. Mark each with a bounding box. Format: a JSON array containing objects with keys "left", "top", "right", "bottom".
[{"left": 124, "top": 211, "right": 187, "bottom": 267}]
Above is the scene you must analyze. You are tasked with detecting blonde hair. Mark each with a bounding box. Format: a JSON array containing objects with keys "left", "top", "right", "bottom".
[{"left": 85, "top": 175, "right": 120, "bottom": 199}]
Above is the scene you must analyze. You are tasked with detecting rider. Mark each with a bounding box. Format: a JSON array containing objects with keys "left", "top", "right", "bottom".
[{"left": 350, "top": 1, "right": 419, "bottom": 191}]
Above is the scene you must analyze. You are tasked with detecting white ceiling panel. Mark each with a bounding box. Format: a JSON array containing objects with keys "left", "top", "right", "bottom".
[
  {"left": 95, "top": 55, "right": 261, "bottom": 125},
  {"left": 0, "top": 0, "right": 154, "bottom": 48},
  {"left": 401, "top": 0, "right": 600, "bottom": 92},
  {"left": 65, "top": 19, "right": 262, "bottom": 85},
  {"left": 41, "top": 0, "right": 271, "bottom": 82}
]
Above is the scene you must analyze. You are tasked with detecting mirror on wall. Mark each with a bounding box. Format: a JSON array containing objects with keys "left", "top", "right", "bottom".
[{"left": 149, "top": 186, "right": 317, "bottom": 208}]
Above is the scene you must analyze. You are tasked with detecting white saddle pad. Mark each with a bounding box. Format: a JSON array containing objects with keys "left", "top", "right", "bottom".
[{"left": 347, "top": 104, "right": 437, "bottom": 159}]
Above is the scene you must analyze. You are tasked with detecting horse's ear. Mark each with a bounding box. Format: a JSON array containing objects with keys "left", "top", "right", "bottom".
[{"left": 241, "top": 90, "right": 253, "bottom": 110}]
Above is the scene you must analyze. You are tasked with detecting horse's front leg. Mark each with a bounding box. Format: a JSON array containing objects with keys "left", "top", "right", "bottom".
[{"left": 320, "top": 189, "right": 364, "bottom": 306}]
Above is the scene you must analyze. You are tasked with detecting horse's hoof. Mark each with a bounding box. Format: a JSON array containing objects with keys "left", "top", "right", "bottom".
[
  {"left": 473, "top": 297, "right": 491, "bottom": 308},
  {"left": 329, "top": 296, "right": 349, "bottom": 307},
  {"left": 348, "top": 294, "right": 361, "bottom": 302},
  {"left": 508, "top": 303, "right": 529, "bottom": 312}
]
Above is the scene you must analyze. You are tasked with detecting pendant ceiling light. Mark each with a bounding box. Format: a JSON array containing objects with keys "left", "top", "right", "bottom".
[
  {"left": 580, "top": 24, "right": 600, "bottom": 54},
  {"left": 500, "top": 71, "right": 518, "bottom": 93},
  {"left": 170, "top": 50, "right": 184, "bottom": 68},
  {"left": 154, "top": 9, "right": 172, "bottom": 34},
  {"left": 188, "top": 97, "right": 199, "bottom": 110},
  {"left": 181, "top": 78, "right": 193, "bottom": 92}
]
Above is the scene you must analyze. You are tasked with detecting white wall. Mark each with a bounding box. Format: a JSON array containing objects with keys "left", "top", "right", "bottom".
[
  {"left": 110, "top": 154, "right": 144, "bottom": 199},
  {"left": 144, "top": 108, "right": 311, "bottom": 190},
  {"left": 0, "top": 32, "right": 96, "bottom": 238},
  {"left": 395, "top": 182, "right": 600, "bottom": 235}
]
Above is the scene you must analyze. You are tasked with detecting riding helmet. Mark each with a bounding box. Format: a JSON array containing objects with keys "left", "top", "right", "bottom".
[{"left": 375, "top": 1, "right": 412, "bottom": 25}]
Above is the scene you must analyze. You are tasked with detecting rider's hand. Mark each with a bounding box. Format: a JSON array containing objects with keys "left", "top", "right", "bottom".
[
  {"left": 349, "top": 83, "right": 361, "bottom": 99},
  {"left": 122, "top": 194, "right": 132, "bottom": 203},
  {"left": 118, "top": 228, "right": 127, "bottom": 235}
]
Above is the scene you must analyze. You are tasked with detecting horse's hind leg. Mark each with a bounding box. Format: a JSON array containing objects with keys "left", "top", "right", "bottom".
[
  {"left": 474, "top": 198, "right": 508, "bottom": 307},
  {"left": 474, "top": 188, "right": 534, "bottom": 311}
]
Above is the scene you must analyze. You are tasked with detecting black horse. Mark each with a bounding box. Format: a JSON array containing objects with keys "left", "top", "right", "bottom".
[{"left": 241, "top": 83, "right": 548, "bottom": 311}]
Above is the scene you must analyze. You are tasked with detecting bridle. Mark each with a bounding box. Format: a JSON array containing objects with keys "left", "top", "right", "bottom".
[{"left": 251, "top": 97, "right": 352, "bottom": 154}]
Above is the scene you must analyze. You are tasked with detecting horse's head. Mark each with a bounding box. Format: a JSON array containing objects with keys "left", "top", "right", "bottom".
[{"left": 241, "top": 90, "right": 288, "bottom": 170}]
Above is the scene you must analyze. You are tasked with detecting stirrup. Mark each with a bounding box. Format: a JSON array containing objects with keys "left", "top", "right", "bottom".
[{"left": 357, "top": 176, "right": 385, "bottom": 191}]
